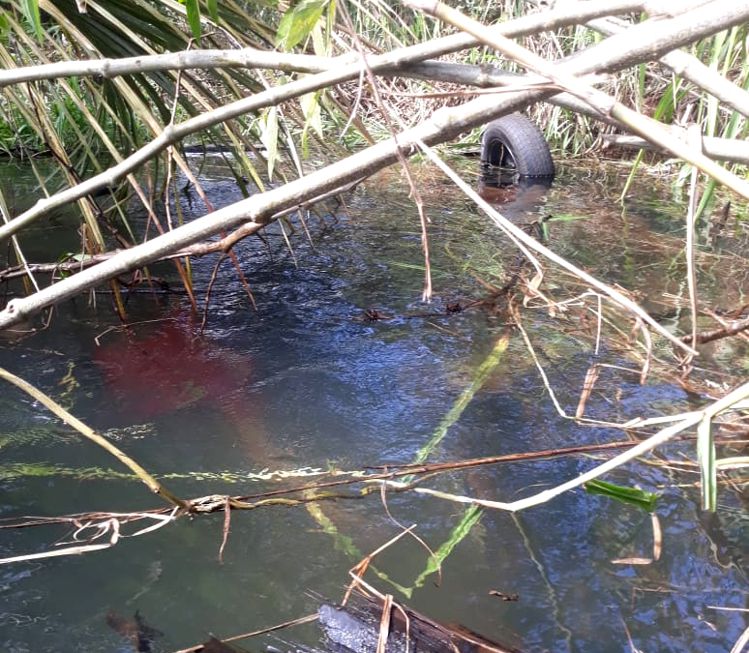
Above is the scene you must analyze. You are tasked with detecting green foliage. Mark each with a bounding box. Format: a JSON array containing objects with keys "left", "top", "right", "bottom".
[
  {"left": 183, "top": 0, "right": 202, "bottom": 41},
  {"left": 0, "top": 84, "right": 106, "bottom": 155},
  {"left": 259, "top": 106, "right": 279, "bottom": 179},
  {"left": 0, "top": 12, "right": 11, "bottom": 43},
  {"left": 584, "top": 480, "right": 659, "bottom": 512},
  {"left": 412, "top": 505, "right": 483, "bottom": 590},
  {"left": 411, "top": 334, "right": 510, "bottom": 469},
  {"left": 276, "top": 0, "right": 327, "bottom": 50},
  {"left": 300, "top": 90, "right": 323, "bottom": 154},
  {"left": 20, "top": 0, "right": 42, "bottom": 41},
  {"left": 206, "top": 0, "right": 218, "bottom": 23}
]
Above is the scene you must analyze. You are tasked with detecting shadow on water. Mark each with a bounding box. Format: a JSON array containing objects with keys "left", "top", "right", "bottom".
[{"left": 0, "top": 158, "right": 747, "bottom": 652}]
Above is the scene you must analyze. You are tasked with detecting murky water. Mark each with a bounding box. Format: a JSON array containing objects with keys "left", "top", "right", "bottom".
[{"left": 0, "top": 157, "right": 747, "bottom": 653}]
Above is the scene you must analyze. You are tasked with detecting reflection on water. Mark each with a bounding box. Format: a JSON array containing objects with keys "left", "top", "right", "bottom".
[
  {"left": 0, "top": 159, "right": 747, "bottom": 653},
  {"left": 478, "top": 169, "right": 554, "bottom": 223}
]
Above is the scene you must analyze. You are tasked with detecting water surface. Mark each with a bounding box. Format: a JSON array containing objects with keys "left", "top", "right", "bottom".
[{"left": 0, "top": 158, "right": 747, "bottom": 653}]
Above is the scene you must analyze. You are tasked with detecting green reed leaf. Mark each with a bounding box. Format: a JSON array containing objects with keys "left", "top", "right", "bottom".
[{"left": 584, "top": 480, "right": 658, "bottom": 512}]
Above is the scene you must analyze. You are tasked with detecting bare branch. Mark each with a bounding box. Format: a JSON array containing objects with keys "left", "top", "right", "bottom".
[
  {"left": 2, "top": 0, "right": 748, "bottom": 330},
  {"left": 403, "top": 0, "right": 749, "bottom": 201},
  {"left": 0, "top": 0, "right": 647, "bottom": 244},
  {"left": 590, "top": 16, "right": 749, "bottom": 119}
]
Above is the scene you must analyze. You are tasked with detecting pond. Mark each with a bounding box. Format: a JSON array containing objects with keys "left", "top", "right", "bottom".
[{"left": 0, "top": 157, "right": 747, "bottom": 653}]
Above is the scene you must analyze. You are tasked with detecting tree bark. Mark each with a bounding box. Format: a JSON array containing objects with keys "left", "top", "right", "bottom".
[
  {"left": 2, "top": 0, "right": 749, "bottom": 329},
  {"left": 0, "top": 0, "right": 654, "bottom": 244}
]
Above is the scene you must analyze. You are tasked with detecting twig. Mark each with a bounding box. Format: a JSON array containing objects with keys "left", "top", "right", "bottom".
[
  {"left": 684, "top": 124, "right": 702, "bottom": 367},
  {"left": 200, "top": 253, "right": 228, "bottom": 334},
  {"left": 412, "top": 139, "right": 698, "bottom": 354},
  {"left": 170, "top": 613, "right": 319, "bottom": 653},
  {"left": 511, "top": 301, "right": 568, "bottom": 418},
  {"left": 378, "top": 483, "right": 441, "bottom": 587},
  {"left": 0, "top": 510, "right": 178, "bottom": 564},
  {"left": 0, "top": 519, "right": 121, "bottom": 564},
  {"left": 730, "top": 624, "right": 749, "bottom": 653},
  {"left": 345, "top": 527, "right": 417, "bottom": 605},
  {"left": 375, "top": 382, "right": 749, "bottom": 512},
  {"left": 576, "top": 365, "right": 601, "bottom": 419},
  {"left": 681, "top": 314, "right": 749, "bottom": 345},
  {"left": 218, "top": 496, "right": 232, "bottom": 564},
  {"left": 338, "top": 2, "right": 433, "bottom": 300},
  {"left": 376, "top": 594, "right": 393, "bottom": 653},
  {"left": 0, "top": 367, "right": 186, "bottom": 509}
]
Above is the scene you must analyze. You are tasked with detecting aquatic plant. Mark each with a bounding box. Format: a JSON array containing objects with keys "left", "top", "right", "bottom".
[{"left": 0, "top": 3, "right": 748, "bottom": 649}]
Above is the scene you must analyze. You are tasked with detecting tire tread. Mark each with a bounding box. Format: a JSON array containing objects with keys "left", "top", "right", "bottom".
[{"left": 481, "top": 114, "right": 555, "bottom": 178}]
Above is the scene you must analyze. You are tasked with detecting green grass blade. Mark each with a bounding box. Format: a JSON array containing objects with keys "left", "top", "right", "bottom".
[
  {"left": 276, "top": 0, "right": 326, "bottom": 50},
  {"left": 697, "top": 416, "right": 717, "bottom": 511},
  {"left": 21, "top": 0, "right": 42, "bottom": 41},
  {"left": 412, "top": 505, "right": 483, "bottom": 589},
  {"left": 305, "top": 501, "right": 414, "bottom": 597},
  {"left": 411, "top": 333, "right": 510, "bottom": 467},
  {"left": 206, "top": 0, "right": 218, "bottom": 23},
  {"left": 183, "top": 0, "right": 202, "bottom": 40},
  {"left": 545, "top": 213, "right": 590, "bottom": 222},
  {"left": 584, "top": 479, "right": 658, "bottom": 512}
]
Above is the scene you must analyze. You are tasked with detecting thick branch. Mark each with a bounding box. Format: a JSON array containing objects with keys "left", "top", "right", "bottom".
[
  {"left": 601, "top": 133, "right": 749, "bottom": 165},
  {"left": 589, "top": 16, "right": 749, "bottom": 119},
  {"left": 0, "top": 0, "right": 646, "bottom": 243},
  {"left": 1, "top": 0, "right": 748, "bottom": 331},
  {"left": 401, "top": 61, "right": 618, "bottom": 123},
  {"left": 0, "top": 49, "right": 333, "bottom": 87},
  {"left": 0, "top": 1, "right": 645, "bottom": 88},
  {"left": 404, "top": 0, "right": 749, "bottom": 201}
]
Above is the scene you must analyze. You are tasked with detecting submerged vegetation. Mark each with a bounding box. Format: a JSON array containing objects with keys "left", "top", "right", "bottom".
[{"left": 0, "top": 0, "right": 748, "bottom": 651}]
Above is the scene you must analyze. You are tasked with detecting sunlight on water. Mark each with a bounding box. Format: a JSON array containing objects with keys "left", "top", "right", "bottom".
[{"left": 0, "top": 159, "right": 747, "bottom": 653}]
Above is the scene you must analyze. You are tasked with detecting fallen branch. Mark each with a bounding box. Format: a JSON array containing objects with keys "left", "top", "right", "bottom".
[
  {"left": 2, "top": 1, "right": 747, "bottom": 331},
  {"left": 0, "top": 0, "right": 645, "bottom": 244},
  {"left": 590, "top": 15, "right": 749, "bottom": 120},
  {"left": 2, "top": 433, "right": 741, "bottom": 535},
  {"left": 0, "top": 0, "right": 649, "bottom": 89},
  {"left": 681, "top": 314, "right": 749, "bottom": 345},
  {"left": 601, "top": 132, "right": 749, "bottom": 166},
  {"left": 0, "top": 48, "right": 333, "bottom": 87},
  {"left": 0, "top": 367, "right": 187, "bottom": 509},
  {"left": 377, "top": 382, "right": 749, "bottom": 513}
]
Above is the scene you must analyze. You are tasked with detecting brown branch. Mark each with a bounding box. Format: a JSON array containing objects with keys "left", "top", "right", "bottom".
[
  {"left": 0, "top": 367, "right": 187, "bottom": 510},
  {"left": 2, "top": 435, "right": 737, "bottom": 534},
  {"left": 681, "top": 315, "right": 749, "bottom": 345}
]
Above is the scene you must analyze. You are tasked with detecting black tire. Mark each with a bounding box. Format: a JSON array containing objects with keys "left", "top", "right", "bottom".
[{"left": 481, "top": 113, "right": 555, "bottom": 178}]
